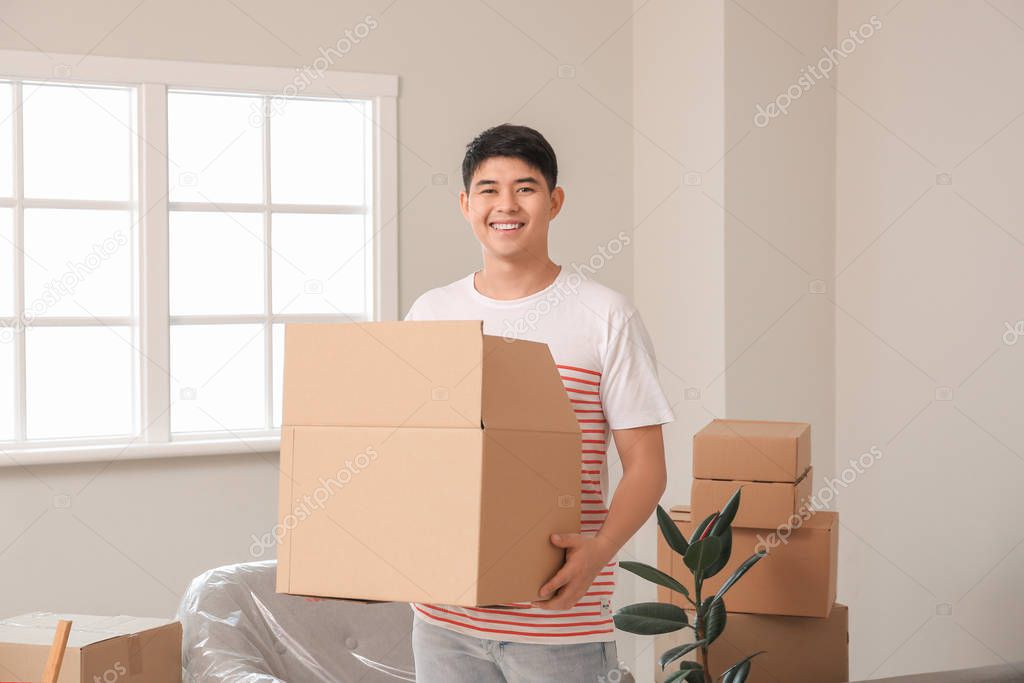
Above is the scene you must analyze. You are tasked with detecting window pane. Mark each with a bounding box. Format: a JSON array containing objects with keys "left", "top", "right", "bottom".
[
  {"left": 168, "top": 92, "right": 262, "bottom": 203},
  {"left": 272, "top": 323, "right": 283, "bottom": 428},
  {"left": 270, "top": 98, "right": 367, "bottom": 205},
  {"left": 0, "top": 336, "right": 13, "bottom": 441},
  {"left": 170, "top": 211, "right": 264, "bottom": 315},
  {"left": 171, "top": 324, "right": 266, "bottom": 433},
  {"left": 0, "top": 208, "right": 12, "bottom": 317},
  {"left": 23, "top": 209, "right": 132, "bottom": 318},
  {"left": 0, "top": 82, "right": 12, "bottom": 197},
  {"left": 25, "top": 326, "right": 133, "bottom": 439},
  {"left": 271, "top": 213, "right": 366, "bottom": 315},
  {"left": 22, "top": 83, "right": 133, "bottom": 201}
]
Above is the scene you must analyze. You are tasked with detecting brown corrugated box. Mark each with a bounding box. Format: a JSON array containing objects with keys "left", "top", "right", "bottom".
[
  {"left": 653, "top": 604, "right": 849, "bottom": 683},
  {"left": 693, "top": 419, "right": 810, "bottom": 482},
  {"left": 276, "top": 320, "right": 582, "bottom": 606},
  {"left": 660, "top": 506, "right": 837, "bottom": 618},
  {"left": 691, "top": 466, "right": 813, "bottom": 529},
  {"left": 0, "top": 613, "right": 181, "bottom": 683}
]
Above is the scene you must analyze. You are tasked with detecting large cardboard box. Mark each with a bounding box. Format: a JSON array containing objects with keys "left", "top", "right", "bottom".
[
  {"left": 0, "top": 613, "right": 181, "bottom": 683},
  {"left": 276, "top": 320, "right": 582, "bottom": 606},
  {"left": 693, "top": 419, "right": 810, "bottom": 482},
  {"left": 658, "top": 506, "right": 837, "bottom": 618},
  {"left": 653, "top": 604, "right": 849, "bottom": 683},
  {"left": 691, "top": 466, "right": 813, "bottom": 529}
]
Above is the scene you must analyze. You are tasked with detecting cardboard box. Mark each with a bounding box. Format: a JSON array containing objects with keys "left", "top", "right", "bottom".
[
  {"left": 693, "top": 419, "right": 810, "bottom": 482},
  {"left": 691, "top": 466, "right": 813, "bottom": 529},
  {"left": 653, "top": 604, "right": 849, "bottom": 683},
  {"left": 0, "top": 613, "right": 181, "bottom": 683},
  {"left": 658, "top": 506, "right": 837, "bottom": 618},
  {"left": 276, "top": 320, "right": 582, "bottom": 606}
]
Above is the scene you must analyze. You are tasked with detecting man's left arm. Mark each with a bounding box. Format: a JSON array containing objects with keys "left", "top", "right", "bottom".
[{"left": 531, "top": 423, "right": 667, "bottom": 610}]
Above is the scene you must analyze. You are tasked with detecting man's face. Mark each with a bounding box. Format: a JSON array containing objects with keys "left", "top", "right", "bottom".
[{"left": 460, "top": 156, "right": 564, "bottom": 262}]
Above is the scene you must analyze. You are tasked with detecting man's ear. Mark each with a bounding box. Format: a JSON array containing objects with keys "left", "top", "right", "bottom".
[
  {"left": 459, "top": 190, "right": 471, "bottom": 221},
  {"left": 549, "top": 186, "right": 565, "bottom": 220}
]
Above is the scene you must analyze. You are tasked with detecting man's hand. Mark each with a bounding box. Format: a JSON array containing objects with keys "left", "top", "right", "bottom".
[{"left": 530, "top": 533, "right": 617, "bottom": 610}]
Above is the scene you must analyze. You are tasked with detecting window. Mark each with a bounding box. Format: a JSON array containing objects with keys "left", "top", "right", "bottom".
[{"left": 0, "top": 50, "right": 398, "bottom": 464}]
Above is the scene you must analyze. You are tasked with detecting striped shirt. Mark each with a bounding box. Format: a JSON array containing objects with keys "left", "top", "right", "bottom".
[{"left": 403, "top": 266, "right": 674, "bottom": 644}]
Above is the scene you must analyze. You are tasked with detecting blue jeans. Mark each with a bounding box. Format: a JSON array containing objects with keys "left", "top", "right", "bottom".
[{"left": 411, "top": 615, "right": 622, "bottom": 683}]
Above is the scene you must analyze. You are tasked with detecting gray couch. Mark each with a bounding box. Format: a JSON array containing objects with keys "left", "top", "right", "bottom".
[
  {"left": 177, "top": 560, "right": 416, "bottom": 681},
  {"left": 177, "top": 560, "right": 636, "bottom": 682}
]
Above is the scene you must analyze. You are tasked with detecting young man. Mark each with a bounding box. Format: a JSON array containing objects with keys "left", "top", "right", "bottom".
[{"left": 403, "top": 124, "right": 674, "bottom": 682}]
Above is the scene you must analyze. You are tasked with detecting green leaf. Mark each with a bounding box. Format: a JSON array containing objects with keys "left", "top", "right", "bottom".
[
  {"left": 714, "top": 550, "right": 767, "bottom": 602},
  {"left": 684, "top": 536, "right": 722, "bottom": 579},
  {"left": 619, "top": 560, "right": 691, "bottom": 601},
  {"left": 689, "top": 512, "right": 719, "bottom": 545},
  {"left": 613, "top": 602, "right": 689, "bottom": 635},
  {"left": 659, "top": 639, "right": 708, "bottom": 670},
  {"left": 704, "top": 597, "right": 726, "bottom": 645},
  {"left": 721, "top": 660, "right": 750, "bottom": 683},
  {"left": 710, "top": 487, "right": 742, "bottom": 535},
  {"left": 665, "top": 663, "right": 704, "bottom": 683},
  {"left": 702, "top": 525, "right": 733, "bottom": 579},
  {"left": 657, "top": 504, "right": 690, "bottom": 556},
  {"left": 720, "top": 651, "right": 766, "bottom": 683}
]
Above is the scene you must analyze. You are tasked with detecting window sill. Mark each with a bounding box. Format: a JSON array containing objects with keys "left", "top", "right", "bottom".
[{"left": 0, "top": 434, "right": 281, "bottom": 467}]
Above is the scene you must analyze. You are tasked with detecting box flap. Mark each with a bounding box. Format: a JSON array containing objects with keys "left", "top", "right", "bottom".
[
  {"left": 670, "top": 502, "right": 834, "bottom": 530},
  {"left": 481, "top": 335, "right": 580, "bottom": 434},
  {"left": 698, "top": 418, "right": 809, "bottom": 440},
  {"left": 0, "top": 613, "right": 175, "bottom": 647},
  {"left": 282, "top": 321, "right": 485, "bottom": 428},
  {"left": 668, "top": 505, "right": 691, "bottom": 523}
]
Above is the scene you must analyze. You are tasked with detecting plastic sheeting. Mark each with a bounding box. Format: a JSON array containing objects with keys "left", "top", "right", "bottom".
[{"left": 176, "top": 560, "right": 415, "bottom": 682}]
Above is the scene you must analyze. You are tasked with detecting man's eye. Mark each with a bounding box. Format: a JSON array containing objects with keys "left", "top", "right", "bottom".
[{"left": 517, "top": 187, "right": 534, "bottom": 193}]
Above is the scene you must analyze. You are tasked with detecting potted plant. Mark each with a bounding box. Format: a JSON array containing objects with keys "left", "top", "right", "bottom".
[{"left": 613, "top": 489, "right": 766, "bottom": 683}]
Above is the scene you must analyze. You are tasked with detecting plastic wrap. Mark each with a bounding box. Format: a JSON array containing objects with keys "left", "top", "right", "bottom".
[{"left": 176, "top": 560, "right": 415, "bottom": 682}]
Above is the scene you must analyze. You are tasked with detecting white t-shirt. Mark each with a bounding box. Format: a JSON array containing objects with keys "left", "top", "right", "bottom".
[{"left": 403, "top": 266, "right": 675, "bottom": 645}]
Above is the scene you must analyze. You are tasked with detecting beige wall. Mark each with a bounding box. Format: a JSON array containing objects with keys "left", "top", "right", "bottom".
[{"left": 834, "top": 0, "right": 1024, "bottom": 678}]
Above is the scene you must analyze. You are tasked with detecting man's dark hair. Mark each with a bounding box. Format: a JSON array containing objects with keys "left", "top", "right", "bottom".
[{"left": 461, "top": 124, "right": 558, "bottom": 193}]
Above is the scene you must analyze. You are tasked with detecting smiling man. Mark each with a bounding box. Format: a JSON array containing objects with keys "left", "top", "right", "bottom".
[{"left": 403, "top": 124, "right": 674, "bottom": 682}]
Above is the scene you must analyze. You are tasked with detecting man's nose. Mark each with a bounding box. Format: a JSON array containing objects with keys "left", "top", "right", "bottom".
[{"left": 496, "top": 189, "right": 520, "bottom": 212}]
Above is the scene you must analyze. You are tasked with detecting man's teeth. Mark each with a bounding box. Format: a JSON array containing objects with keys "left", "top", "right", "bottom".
[{"left": 491, "top": 222, "right": 523, "bottom": 231}]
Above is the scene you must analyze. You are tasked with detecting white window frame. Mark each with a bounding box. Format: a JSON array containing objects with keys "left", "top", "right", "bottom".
[{"left": 0, "top": 49, "right": 399, "bottom": 467}]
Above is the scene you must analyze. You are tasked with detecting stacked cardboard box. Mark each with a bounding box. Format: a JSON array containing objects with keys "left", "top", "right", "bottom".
[
  {"left": 655, "top": 419, "right": 848, "bottom": 683},
  {"left": 653, "top": 602, "right": 849, "bottom": 683}
]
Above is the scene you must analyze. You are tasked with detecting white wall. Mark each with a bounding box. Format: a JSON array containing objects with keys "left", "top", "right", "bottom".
[
  {"left": 634, "top": 1, "right": 1024, "bottom": 678},
  {"left": 633, "top": 1, "right": 838, "bottom": 680},
  {"left": 723, "top": 0, "right": 837, "bottom": 488},
  {"left": 834, "top": 0, "right": 1024, "bottom": 678},
  {"left": 632, "top": 0, "right": 726, "bottom": 679}
]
